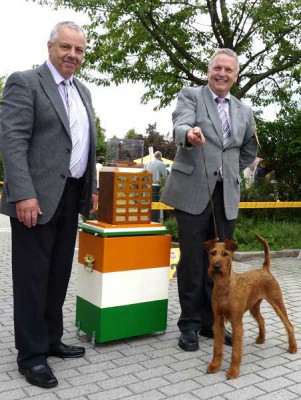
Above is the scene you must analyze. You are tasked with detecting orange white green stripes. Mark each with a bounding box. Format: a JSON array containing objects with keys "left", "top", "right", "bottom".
[
  {"left": 76, "top": 222, "right": 171, "bottom": 343},
  {"left": 77, "top": 266, "right": 170, "bottom": 309}
]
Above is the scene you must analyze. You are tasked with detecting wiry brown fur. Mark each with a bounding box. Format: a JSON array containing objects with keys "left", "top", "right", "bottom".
[{"left": 203, "top": 234, "right": 297, "bottom": 379}]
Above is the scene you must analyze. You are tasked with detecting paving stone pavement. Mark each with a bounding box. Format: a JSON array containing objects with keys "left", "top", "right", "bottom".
[{"left": 1, "top": 213, "right": 301, "bottom": 400}]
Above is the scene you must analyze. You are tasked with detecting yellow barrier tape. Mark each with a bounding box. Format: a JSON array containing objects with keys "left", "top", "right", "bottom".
[
  {"left": 152, "top": 201, "right": 301, "bottom": 210},
  {"left": 239, "top": 202, "right": 301, "bottom": 208},
  {"left": 152, "top": 202, "right": 174, "bottom": 210}
]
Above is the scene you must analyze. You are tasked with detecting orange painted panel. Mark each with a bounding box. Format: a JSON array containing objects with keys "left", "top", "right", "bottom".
[{"left": 78, "top": 232, "right": 171, "bottom": 273}]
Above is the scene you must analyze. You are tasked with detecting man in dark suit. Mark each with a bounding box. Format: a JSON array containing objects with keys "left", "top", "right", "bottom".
[
  {"left": 0, "top": 21, "right": 97, "bottom": 388},
  {"left": 161, "top": 49, "right": 257, "bottom": 352}
]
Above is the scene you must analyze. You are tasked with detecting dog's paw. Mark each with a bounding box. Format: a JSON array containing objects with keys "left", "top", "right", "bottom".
[
  {"left": 289, "top": 343, "right": 298, "bottom": 353},
  {"left": 256, "top": 336, "right": 265, "bottom": 344},
  {"left": 207, "top": 363, "right": 221, "bottom": 374},
  {"left": 226, "top": 366, "right": 240, "bottom": 379}
]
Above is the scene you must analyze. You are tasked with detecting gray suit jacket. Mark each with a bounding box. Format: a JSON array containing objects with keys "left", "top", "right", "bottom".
[
  {"left": 161, "top": 85, "right": 257, "bottom": 220},
  {"left": 0, "top": 62, "right": 97, "bottom": 224}
]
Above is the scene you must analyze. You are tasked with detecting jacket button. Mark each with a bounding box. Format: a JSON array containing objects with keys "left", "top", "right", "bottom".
[
  {"left": 61, "top": 174, "right": 66, "bottom": 179},
  {"left": 65, "top": 148, "right": 71, "bottom": 154},
  {"left": 214, "top": 171, "right": 218, "bottom": 176}
]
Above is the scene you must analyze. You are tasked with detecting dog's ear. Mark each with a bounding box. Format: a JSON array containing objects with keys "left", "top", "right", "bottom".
[
  {"left": 224, "top": 239, "right": 238, "bottom": 253},
  {"left": 203, "top": 239, "right": 218, "bottom": 252}
]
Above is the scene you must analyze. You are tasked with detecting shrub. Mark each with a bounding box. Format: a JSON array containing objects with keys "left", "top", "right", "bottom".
[{"left": 163, "top": 213, "right": 301, "bottom": 251}]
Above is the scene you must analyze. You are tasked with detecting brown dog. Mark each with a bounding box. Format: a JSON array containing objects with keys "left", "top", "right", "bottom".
[{"left": 203, "top": 233, "right": 297, "bottom": 379}]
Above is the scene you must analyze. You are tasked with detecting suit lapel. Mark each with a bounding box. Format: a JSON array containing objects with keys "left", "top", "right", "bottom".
[
  {"left": 202, "top": 85, "right": 223, "bottom": 145},
  {"left": 203, "top": 85, "right": 242, "bottom": 147},
  {"left": 229, "top": 96, "right": 241, "bottom": 142},
  {"left": 38, "top": 63, "right": 70, "bottom": 136},
  {"left": 73, "top": 78, "right": 94, "bottom": 132},
  {"left": 73, "top": 78, "right": 96, "bottom": 153}
]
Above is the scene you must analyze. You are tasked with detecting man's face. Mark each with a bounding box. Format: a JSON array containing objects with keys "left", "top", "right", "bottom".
[
  {"left": 48, "top": 26, "right": 86, "bottom": 78},
  {"left": 207, "top": 53, "right": 238, "bottom": 98}
]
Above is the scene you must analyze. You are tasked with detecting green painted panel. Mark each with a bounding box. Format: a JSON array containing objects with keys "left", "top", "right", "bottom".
[{"left": 76, "top": 296, "right": 168, "bottom": 343}]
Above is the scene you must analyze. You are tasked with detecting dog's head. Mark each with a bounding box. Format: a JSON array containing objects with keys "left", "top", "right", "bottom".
[{"left": 203, "top": 239, "right": 238, "bottom": 278}]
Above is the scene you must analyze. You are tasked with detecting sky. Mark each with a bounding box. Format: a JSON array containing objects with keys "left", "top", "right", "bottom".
[{"left": 1, "top": 0, "right": 176, "bottom": 139}]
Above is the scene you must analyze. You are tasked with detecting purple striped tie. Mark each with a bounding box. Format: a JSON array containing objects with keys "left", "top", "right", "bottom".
[
  {"left": 216, "top": 97, "right": 231, "bottom": 145},
  {"left": 64, "top": 80, "right": 81, "bottom": 176},
  {"left": 216, "top": 97, "right": 231, "bottom": 178}
]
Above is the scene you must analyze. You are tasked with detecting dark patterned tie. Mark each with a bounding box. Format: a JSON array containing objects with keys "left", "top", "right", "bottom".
[{"left": 64, "top": 79, "right": 81, "bottom": 176}]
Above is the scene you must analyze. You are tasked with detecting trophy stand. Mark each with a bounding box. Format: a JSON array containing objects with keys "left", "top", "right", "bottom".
[{"left": 75, "top": 140, "right": 171, "bottom": 344}]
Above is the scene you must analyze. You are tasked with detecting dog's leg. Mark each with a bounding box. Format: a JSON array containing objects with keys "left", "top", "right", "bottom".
[
  {"left": 226, "top": 318, "right": 243, "bottom": 379},
  {"left": 249, "top": 300, "right": 265, "bottom": 344},
  {"left": 268, "top": 292, "right": 297, "bottom": 353},
  {"left": 207, "top": 316, "right": 224, "bottom": 374}
]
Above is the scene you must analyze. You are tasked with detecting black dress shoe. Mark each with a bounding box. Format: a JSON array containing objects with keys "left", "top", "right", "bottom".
[
  {"left": 49, "top": 341, "right": 85, "bottom": 358},
  {"left": 18, "top": 364, "right": 58, "bottom": 388},
  {"left": 178, "top": 330, "right": 199, "bottom": 351},
  {"left": 199, "top": 326, "right": 233, "bottom": 346}
]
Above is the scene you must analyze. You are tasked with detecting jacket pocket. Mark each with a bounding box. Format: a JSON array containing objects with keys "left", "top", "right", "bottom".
[{"left": 172, "top": 161, "right": 194, "bottom": 175}]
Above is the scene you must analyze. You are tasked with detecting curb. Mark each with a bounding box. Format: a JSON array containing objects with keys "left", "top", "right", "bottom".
[
  {"left": 234, "top": 249, "right": 301, "bottom": 261},
  {"left": 172, "top": 242, "right": 301, "bottom": 261}
]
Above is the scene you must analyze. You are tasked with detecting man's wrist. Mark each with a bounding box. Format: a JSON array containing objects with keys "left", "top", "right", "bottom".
[{"left": 185, "top": 130, "right": 193, "bottom": 147}]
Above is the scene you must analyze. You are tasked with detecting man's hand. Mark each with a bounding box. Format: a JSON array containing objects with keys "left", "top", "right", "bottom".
[
  {"left": 186, "top": 127, "right": 206, "bottom": 147},
  {"left": 90, "top": 194, "right": 98, "bottom": 215},
  {"left": 16, "top": 198, "right": 43, "bottom": 228}
]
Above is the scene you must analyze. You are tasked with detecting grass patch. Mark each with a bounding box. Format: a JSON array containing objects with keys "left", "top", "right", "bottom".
[
  {"left": 234, "top": 217, "right": 301, "bottom": 251},
  {"left": 163, "top": 215, "right": 301, "bottom": 252}
]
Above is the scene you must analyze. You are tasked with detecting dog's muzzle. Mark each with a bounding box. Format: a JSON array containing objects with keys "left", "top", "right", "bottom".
[{"left": 213, "top": 264, "right": 221, "bottom": 272}]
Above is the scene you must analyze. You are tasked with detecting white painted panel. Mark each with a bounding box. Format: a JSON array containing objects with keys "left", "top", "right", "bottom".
[{"left": 77, "top": 266, "right": 170, "bottom": 308}]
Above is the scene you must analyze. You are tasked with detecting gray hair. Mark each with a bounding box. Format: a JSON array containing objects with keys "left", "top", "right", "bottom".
[
  {"left": 208, "top": 48, "right": 239, "bottom": 73},
  {"left": 49, "top": 21, "right": 87, "bottom": 44},
  {"left": 154, "top": 151, "right": 162, "bottom": 159}
]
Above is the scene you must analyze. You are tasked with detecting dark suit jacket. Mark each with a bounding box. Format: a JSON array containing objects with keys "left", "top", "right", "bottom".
[
  {"left": 161, "top": 85, "right": 258, "bottom": 219},
  {"left": 0, "top": 62, "right": 97, "bottom": 224}
]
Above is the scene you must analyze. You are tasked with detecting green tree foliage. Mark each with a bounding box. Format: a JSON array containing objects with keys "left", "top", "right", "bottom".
[
  {"left": 0, "top": 76, "right": 4, "bottom": 99},
  {"left": 143, "top": 123, "right": 177, "bottom": 160},
  {"left": 32, "top": 0, "right": 301, "bottom": 110},
  {"left": 124, "top": 128, "right": 141, "bottom": 139},
  {"left": 255, "top": 108, "right": 301, "bottom": 201},
  {"left": 95, "top": 115, "right": 107, "bottom": 156}
]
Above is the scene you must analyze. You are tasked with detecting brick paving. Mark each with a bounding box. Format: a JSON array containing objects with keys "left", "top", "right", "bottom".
[{"left": 1, "top": 214, "right": 301, "bottom": 399}]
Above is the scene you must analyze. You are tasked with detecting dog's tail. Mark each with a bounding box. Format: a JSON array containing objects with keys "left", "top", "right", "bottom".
[{"left": 255, "top": 233, "right": 270, "bottom": 271}]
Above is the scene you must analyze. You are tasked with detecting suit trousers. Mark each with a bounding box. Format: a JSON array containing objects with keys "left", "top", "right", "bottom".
[
  {"left": 175, "top": 181, "right": 236, "bottom": 332},
  {"left": 10, "top": 177, "right": 82, "bottom": 368}
]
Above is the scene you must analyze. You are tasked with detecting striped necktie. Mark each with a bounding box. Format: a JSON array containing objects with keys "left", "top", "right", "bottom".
[
  {"left": 216, "top": 97, "right": 231, "bottom": 145},
  {"left": 63, "top": 79, "right": 81, "bottom": 176},
  {"left": 216, "top": 97, "right": 231, "bottom": 179}
]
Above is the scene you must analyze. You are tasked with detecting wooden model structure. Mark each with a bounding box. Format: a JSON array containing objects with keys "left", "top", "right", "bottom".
[{"left": 98, "top": 167, "right": 152, "bottom": 224}]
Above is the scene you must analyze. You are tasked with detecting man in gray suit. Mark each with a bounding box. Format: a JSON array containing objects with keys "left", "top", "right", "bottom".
[
  {"left": 161, "top": 49, "right": 257, "bottom": 352},
  {"left": 0, "top": 22, "right": 97, "bottom": 387}
]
